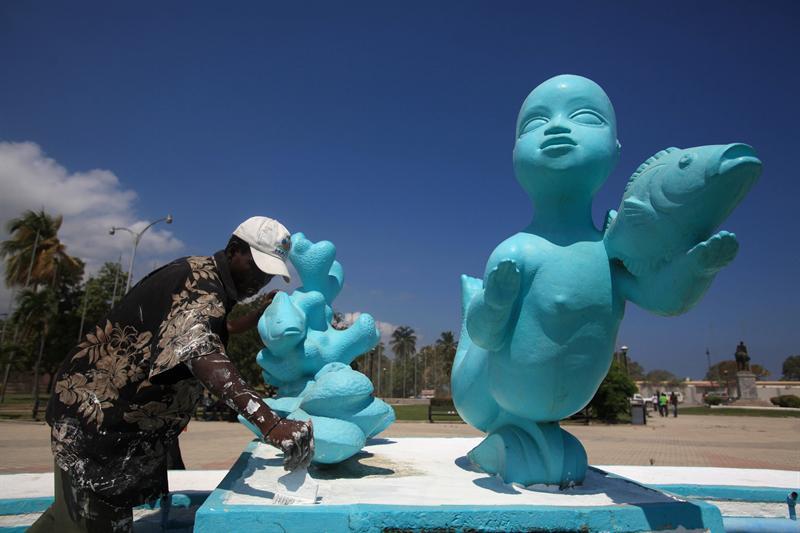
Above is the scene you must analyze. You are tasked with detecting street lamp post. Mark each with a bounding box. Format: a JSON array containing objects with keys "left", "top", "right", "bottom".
[
  {"left": 110, "top": 215, "right": 173, "bottom": 293},
  {"left": 620, "top": 345, "right": 629, "bottom": 375}
]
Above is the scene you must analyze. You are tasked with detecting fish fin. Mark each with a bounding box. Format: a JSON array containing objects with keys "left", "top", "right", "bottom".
[
  {"left": 624, "top": 148, "right": 678, "bottom": 193},
  {"left": 620, "top": 253, "right": 668, "bottom": 277},
  {"left": 603, "top": 209, "right": 617, "bottom": 234},
  {"left": 622, "top": 198, "right": 656, "bottom": 226}
]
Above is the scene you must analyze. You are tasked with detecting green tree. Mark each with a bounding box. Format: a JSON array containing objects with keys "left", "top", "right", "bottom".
[
  {"left": 705, "top": 360, "right": 738, "bottom": 389},
  {"left": 627, "top": 360, "right": 645, "bottom": 380},
  {"left": 781, "top": 355, "right": 800, "bottom": 381},
  {"left": 1, "top": 209, "right": 82, "bottom": 289},
  {"left": 750, "top": 364, "right": 770, "bottom": 380},
  {"left": 1, "top": 210, "right": 83, "bottom": 402},
  {"left": 77, "top": 262, "right": 128, "bottom": 336},
  {"left": 11, "top": 287, "right": 58, "bottom": 418},
  {"left": 39, "top": 264, "right": 86, "bottom": 392},
  {"left": 645, "top": 369, "right": 677, "bottom": 383},
  {"left": 434, "top": 331, "right": 457, "bottom": 397},
  {"left": 360, "top": 342, "right": 392, "bottom": 397},
  {"left": 588, "top": 360, "right": 638, "bottom": 421},
  {"left": 390, "top": 326, "right": 416, "bottom": 398}
]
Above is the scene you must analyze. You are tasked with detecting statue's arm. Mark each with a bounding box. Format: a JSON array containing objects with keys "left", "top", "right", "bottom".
[
  {"left": 617, "top": 231, "right": 738, "bottom": 316},
  {"left": 466, "top": 245, "right": 524, "bottom": 351}
]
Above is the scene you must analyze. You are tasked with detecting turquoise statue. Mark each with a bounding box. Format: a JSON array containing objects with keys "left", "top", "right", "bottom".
[
  {"left": 239, "top": 233, "right": 395, "bottom": 464},
  {"left": 452, "top": 74, "right": 761, "bottom": 487}
]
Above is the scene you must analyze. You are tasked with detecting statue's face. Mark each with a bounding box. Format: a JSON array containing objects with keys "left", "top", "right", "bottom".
[
  {"left": 513, "top": 75, "right": 619, "bottom": 201},
  {"left": 258, "top": 292, "right": 305, "bottom": 354}
]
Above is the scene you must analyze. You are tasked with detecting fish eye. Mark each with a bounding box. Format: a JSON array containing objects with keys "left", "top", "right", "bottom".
[
  {"left": 679, "top": 154, "right": 693, "bottom": 169},
  {"left": 569, "top": 110, "right": 605, "bottom": 126},
  {"left": 520, "top": 116, "right": 548, "bottom": 136}
]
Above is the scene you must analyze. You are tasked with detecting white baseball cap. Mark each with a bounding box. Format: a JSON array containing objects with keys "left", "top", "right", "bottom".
[{"left": 232, "top": 216, "right": 292, "bottom": 282}]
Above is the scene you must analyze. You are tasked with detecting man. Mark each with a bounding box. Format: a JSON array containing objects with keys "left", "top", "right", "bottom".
[{"left": 30, "top": 216, "right": 313, "bottom": 532}]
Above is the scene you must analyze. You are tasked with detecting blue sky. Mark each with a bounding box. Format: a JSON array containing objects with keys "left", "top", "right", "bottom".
[{"left": 0, "top": 1, "right": 797, "bottom": 379}]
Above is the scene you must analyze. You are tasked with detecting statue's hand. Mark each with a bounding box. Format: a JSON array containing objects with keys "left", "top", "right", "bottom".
[
  {"left": 687, "top": 231, "right": 739, "bottom": 275},
  {"left": 484, "top": 260, "right": 521, "bottom": 310}
]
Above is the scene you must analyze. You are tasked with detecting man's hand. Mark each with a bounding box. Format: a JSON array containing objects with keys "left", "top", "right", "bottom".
[{"left": 265, "top": 418, "right": 314, "bottom": 470}]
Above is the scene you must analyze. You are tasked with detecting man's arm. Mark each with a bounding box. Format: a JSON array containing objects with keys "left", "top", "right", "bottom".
[
  {"left": 617, "top": 231, "right": 739, "bottom": 316},
  {"left": 227, "top": 290, "right": 277, "bottom": 335},
  {"left": 186, "top": 352, "right": 313, "bottom": 470}
]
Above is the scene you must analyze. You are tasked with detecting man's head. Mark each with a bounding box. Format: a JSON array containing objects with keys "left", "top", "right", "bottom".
[{"left": 226, "top": 216, "right": 292, "bottom": 300}]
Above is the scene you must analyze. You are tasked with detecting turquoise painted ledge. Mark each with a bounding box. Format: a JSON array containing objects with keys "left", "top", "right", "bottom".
[
  {"left": 0, "top": 491, "right": 209, "bottom": 516},
  {"left": 0, "top": 496, "right": 52, "bottom": 515},
  {"left": 652, "top": 484, "right": 798, "bottom": 503},
  {"left": 194, "top": 442, "right": 725, "bottom": 533}
]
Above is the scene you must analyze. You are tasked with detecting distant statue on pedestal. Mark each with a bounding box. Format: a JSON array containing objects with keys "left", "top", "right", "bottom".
[{"left": 735, "top": 341, "right": 750, "bottom": 372}]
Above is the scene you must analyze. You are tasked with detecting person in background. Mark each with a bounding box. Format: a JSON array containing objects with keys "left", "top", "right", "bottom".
[
  {"left": 669, "top": 391, "right": 678, "bottom": 418},
  {"left": 659, "top": 392, "right": 668, "bottom": 417}
]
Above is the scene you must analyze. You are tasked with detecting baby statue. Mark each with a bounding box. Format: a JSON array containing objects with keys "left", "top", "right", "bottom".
[{"left": 452, "top": 74, "right": 761, "bottom": 486}]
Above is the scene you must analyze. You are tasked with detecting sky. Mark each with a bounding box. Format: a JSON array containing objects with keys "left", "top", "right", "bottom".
[{"left": 0, "top": 1, "right": 798, "bottom": 379}]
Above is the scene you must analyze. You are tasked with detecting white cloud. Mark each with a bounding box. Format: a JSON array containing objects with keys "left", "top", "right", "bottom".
[
  {"left": 0, "top": 141, "right": 184, "bottom": 311},
  {"left": 342, "top": 311, "right": 399, "bottom": 352}
]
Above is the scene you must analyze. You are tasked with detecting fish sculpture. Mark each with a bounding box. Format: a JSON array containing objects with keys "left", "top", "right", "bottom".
[{"left": 604, "top": 144, "right": 762, "bottom": 276}]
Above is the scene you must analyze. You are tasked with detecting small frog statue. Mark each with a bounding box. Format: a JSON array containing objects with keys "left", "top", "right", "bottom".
[{"left": 452, "top": 74, "right": 761, "bottom": 487}]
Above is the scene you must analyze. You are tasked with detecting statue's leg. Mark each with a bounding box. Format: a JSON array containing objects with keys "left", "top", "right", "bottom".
[{"left": 468, "top": 419, "right": 587, "bottom": 487}]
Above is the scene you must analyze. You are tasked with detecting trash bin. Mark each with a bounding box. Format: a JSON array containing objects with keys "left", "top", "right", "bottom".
[{"left": 631, "top": 403, "right": 646, "bottom": 425}]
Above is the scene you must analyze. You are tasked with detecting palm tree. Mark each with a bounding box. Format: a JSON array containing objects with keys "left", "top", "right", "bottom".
[
  {"left": 1, "top": 209, "right": 82, "bottom": 289},
  {"left": 10, "top": 287, "right": 57, "bottom": 418},
  {"left": 0, "top": 210, "right": 81, "bottom": 403},
  {"left": 435, "top": 331, "right": 457, "bottom": 396},
  {"left": 390, "top": 326, "right": 416, "bottom": 398}
]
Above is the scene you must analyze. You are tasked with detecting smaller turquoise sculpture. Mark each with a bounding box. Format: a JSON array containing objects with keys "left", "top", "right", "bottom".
[{"left": 239, "top": 233, "right": 395, "bottom": 464}]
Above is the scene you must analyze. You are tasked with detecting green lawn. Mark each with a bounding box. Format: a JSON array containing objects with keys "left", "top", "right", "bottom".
[
  {"left": 0, "top": 393, "right": 50, "bottom": 405},
  {"left": 391, "top": 403, "right": 464, "bottom": 422},
  {"left": 681, "top": 406, "right": 800, "bottom": 418}
]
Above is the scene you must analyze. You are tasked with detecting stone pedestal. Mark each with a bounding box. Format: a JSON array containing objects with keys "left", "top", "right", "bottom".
[
  {"left": 194, "top": 437, "right": 724, "bottom": 532},
  {"left": 736, "top": 371, "right": 758, "bottom": 400},
  {"left": 733, "top": 371, "right": 772, "bottom": 407}
]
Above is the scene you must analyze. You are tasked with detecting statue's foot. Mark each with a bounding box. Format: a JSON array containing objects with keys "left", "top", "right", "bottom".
[{"left": 468, "top": 423, "right": 587, "bottom": 487}]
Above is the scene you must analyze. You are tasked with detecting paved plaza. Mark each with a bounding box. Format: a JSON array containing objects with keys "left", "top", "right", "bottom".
[{"left": 1, "top": 414, "right": 797, "bottom": 474}]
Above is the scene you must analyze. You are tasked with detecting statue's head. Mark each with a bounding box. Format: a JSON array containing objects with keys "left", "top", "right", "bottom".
[{"left": 513, "top": 74, "right": 620, "bottom": 204}]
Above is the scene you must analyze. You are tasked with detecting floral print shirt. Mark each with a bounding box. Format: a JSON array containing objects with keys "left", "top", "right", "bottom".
[{"left": 46, "top": 253, "right": 237, "bottom": 507}]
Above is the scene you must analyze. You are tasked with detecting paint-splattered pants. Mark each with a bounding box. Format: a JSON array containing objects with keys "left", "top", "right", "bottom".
[{"left": 27, "top": 461, "right": 133, "bottom": 533}]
